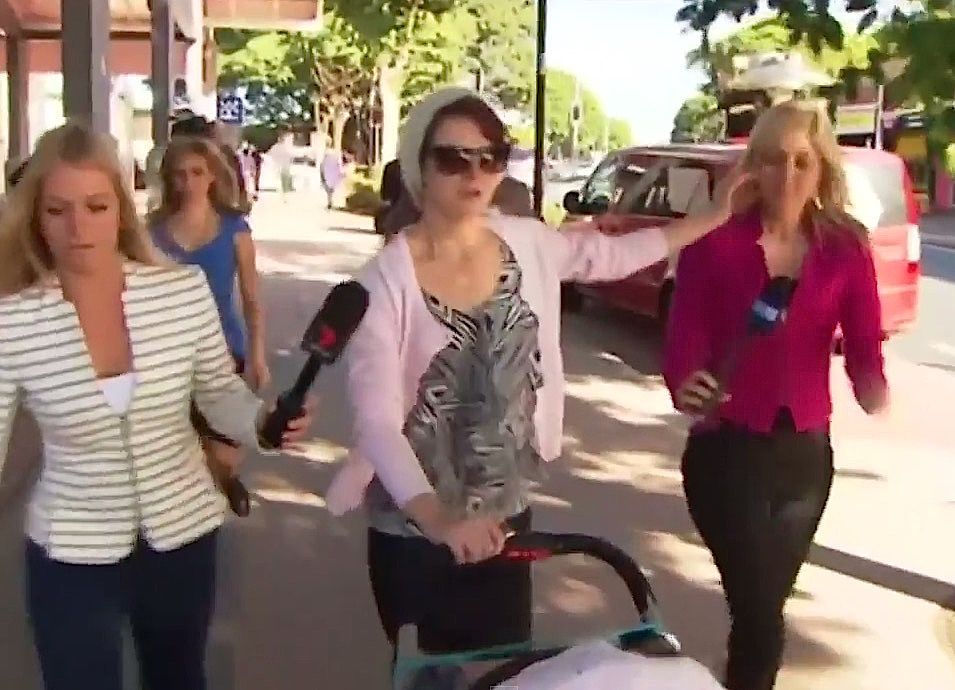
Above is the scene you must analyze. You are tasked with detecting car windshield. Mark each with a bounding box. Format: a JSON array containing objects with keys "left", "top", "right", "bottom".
[
  {"left": 844, "top": 157, "right": 908, "bottom": 229},
  {"left": 612, "top": 158, "right": 711, "bottom": 218}
]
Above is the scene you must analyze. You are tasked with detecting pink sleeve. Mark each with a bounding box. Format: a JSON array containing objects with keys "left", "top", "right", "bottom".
[
  {"left": 663, "top": 240, "right": 712, "bottom": 408},
  {"left": 840, "top": 242, "right": 887, "bottom": 403},
  {"left": 345, "top": 267, "right": 433, "bottom": 507},
  {"left": 549, "top": 222, "right": 669, "bottom": 283}
]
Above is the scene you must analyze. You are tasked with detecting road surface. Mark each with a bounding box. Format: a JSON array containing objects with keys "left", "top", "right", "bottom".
[
  {"left": 0, "top": 194, "right": 952, "bottom": 690},
  {"left": 889, "top": 242, "right": 955, "bottom": 369}
]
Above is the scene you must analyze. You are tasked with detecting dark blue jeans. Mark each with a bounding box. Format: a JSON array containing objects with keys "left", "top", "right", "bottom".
[
  {"left": 681, "top": 413, "right": 833, "bottom": 690},
  {"left": 26, "top": 530, "right": 218, "bottom": 690}
]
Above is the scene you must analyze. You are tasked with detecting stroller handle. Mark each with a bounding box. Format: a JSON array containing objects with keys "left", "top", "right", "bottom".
[{"left": 499, "top": 531, "right": 656, "bottom": 618}]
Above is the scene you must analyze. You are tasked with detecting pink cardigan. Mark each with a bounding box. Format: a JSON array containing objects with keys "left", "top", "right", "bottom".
[{"left": 325, "top": 215, "right": 669, "bottom": 515}]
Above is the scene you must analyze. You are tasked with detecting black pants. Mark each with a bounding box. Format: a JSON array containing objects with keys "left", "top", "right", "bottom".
[
  {"left": 681, "top": 413, "right": 833, "bottom": 690},
  {"left": 368, "top": 510, "right": 532, "bottom": 654},
  {"left": 26, "top": 530, "right": 218, "bottom": 690}
]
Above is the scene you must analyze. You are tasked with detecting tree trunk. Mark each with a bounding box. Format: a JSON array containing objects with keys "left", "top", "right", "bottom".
[
  {"left": 378, "top": 61, "right": 404, "bottom": 163},
  {"left": 332, "top": 106, "right": 350, "bottom": 151}
]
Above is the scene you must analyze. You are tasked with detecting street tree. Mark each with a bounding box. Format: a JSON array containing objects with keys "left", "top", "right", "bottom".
[
  {"left": 216, "top": 30, "right": 313, "bottom": 134},
  {"left": 608, "top": 118, "right": 634, "bottom": 149},
  {"left": 677, "top": 1, "right": 955, "bottom": 157},
  {"left": 329, "top": 0, "right": 536, "bottom": 162},
  {"left": 328, "top": 0, "right": 475, "bottom": 162},
  {"left": 544, "top": 69, "right": 609, "bottom": 156},
  {"left": 464, "top": 1, "right": 536, "bottom": 110},
  {"left": 217, "top": 10, "right": 370, "bottom": 151},
  {"left": 672, "top": 93, "right": 723, "bottom": 142},
  {"left": 687, "top": 15, "right": 875, "bottom": 84}
]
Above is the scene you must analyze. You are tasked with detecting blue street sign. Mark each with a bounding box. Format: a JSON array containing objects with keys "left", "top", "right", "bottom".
[{"left": 217, "top": 94, "right": 245, "bottom": 125}]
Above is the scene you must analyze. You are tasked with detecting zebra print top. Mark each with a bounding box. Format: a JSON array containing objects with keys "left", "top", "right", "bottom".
[{"left": 368, "top": 243, "right": 545, "bottom": 536}]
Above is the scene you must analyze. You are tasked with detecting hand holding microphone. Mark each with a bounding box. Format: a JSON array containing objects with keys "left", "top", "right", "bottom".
[
  {"left": 259, "top": 280, "right": 370, "bottom": 449},
  {"left": 678, "top": 276, "right": 798, "bottom": 418},
  {"left": 676, "top": 370, "right": 729, "bottom": 414}
]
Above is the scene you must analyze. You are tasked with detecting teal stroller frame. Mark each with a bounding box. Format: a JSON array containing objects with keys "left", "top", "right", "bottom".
[{"left": 392, "top": 532, "right": 682, "bottom": 690}]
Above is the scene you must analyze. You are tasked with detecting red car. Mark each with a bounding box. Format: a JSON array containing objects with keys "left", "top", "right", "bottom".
[{"left": 561, "top": 143, "right": 920, "bottom": 337}]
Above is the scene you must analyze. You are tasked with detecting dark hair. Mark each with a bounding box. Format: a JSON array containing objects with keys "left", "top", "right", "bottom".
[
  {"left": 171, "top": 115, "right": 214, "bottom": 138},
  {"left": 380, "top": 159, "right": 404, "bottom": 204},
  {"left": 419, "top": 96, "right": 508, "bottom": 166}
]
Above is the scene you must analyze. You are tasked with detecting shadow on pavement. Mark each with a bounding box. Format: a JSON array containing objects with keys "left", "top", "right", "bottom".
[
  {"left": 562, "top": 301, "right": 664, "bottom": 380},
  {"left": 833, "top": 468, "right": 884, "bottom": 482},
  {"left": 807, "top": 544, "right": 955, "bottom": 611},
  {"left": 920, "top": 361, "right": 955, "bottom": 375}
]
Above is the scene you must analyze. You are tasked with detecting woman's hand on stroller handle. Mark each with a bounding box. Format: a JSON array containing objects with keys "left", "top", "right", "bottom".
[
  {"left": 404, "top": 494, "right": 508, "bottom": 564},
  {"left": 440, "top": 516, "right": 507, "bottom": 564}
]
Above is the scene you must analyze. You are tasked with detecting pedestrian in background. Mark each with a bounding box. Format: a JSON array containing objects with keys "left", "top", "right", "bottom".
[
  {"left": 269, "top": 131, "right": 296, "bottom": 200},
  {"left": 150, "top": 136, "right": 270, "bottom": 517},
  {"left": 492, "top": 175, "right": 534, "bottom": 217},
  {"left": 664, "top": 100, "right": 888, "bottom": 690},
  {"left": 0, "top": 121, "right": 311, "bottom": 690},
  {"left": 321, "top": 145, "right": 346, "bottom": 210},
  {"left": 375, "top": 159, "right": 420, "bottom": 244},
  {"left": 251, "top": 145, "right": 263, "bottom": 197},
  {"left": 326, "top": 87, "right": 752, "bottom": 654}
]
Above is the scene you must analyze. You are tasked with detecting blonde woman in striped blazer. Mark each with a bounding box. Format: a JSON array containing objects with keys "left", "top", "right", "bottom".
[{"left": 0, "top": 123, "right": 311, "bottom": 690}]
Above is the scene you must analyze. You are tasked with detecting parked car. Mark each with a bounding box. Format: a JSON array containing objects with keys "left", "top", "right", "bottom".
[{"left": 560, "top": 142, "right": 921, "bottom": 338}]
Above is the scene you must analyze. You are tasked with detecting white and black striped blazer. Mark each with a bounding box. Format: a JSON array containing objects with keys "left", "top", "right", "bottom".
[{"left": 0, "top": 262, "right": 264, "bottom": 565}]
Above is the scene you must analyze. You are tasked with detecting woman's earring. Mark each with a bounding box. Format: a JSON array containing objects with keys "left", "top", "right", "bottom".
[{"left": 813, "top": 196, "right": 823, "bottom": 210}]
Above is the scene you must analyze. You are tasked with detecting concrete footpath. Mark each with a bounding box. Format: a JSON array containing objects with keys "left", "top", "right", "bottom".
[{"left": 0, "top": 192, "right": 952, "bottom": 689}]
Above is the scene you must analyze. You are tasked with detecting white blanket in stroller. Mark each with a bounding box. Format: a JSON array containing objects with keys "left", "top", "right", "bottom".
[{"left": 493, "top": 640, "right": 723, "bottom": 690}]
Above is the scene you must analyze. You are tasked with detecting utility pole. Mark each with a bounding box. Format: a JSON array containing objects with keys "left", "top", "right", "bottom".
[
  {"left": 873, "top": 83, "right": 885, "bottom": 150},
  {"left": 570, "top": 76, "right": 582, "bottom": 160},
  {"left": 533, "top": 0, "right": 547, "bottom": 217}
]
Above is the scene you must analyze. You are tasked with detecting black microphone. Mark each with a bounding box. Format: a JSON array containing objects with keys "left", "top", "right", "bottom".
[
  {"left": 259, "top": 280, "right": 369, "bottom": 449},
  {"left": 700, "top": 276, "right": 798, "bottom": 416}
]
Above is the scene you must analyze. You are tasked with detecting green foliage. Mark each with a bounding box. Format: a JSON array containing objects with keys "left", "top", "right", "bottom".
[
  {"left": 677, "top": 1, "right": 955, "bottom": 146},
  {"left": 607, "top": 119, "right": 634, "bottom": 149},
  {"left": 672, "top": 93, "right": 724, "bottom": 142},
  {"left": 215, "top": 0, "right": 627, "bottom": 165},
  {"left": 946, "top": 142, "right": 955, "bottom": 176},
  {"left": 217, "top": 0, "right": 535, "bottom": 151},
  {"left": 510, "top": 124, "right": 536, "bottom": 148},
  {"left": 688, "top": 16, "right": 876, "bottom": 80},
  {"left": 542, "top": 202, "right": 568, "bottom": 227},
  {"left": 465, "top": 1, "right": 536, "bottom": 109},
  {"left": 344, "top": 181, "right": 383, "bottom": 216},
  {"left": 216, "top": 30, "right": 314, "bottom": 128},
  {"left": 544, "top": 69, "right": 608, "bottom": 152}
]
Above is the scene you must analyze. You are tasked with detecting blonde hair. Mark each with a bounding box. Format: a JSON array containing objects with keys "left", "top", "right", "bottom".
[
  {"left": 0, "top": 121, "right": 164, "bottom": 296},
  {"left": 742, "top": 100, "right": 867, "bottom": 243},
  {"left": 150, "top": 136, "right": 245, "bottom": 223}
]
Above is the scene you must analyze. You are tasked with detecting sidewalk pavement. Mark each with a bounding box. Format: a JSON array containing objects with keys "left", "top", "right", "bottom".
[{"left": 0, "top": 194, "right": 952, "bottom": 689}]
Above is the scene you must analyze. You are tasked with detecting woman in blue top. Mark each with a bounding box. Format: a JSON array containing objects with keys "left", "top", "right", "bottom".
[{"left": 149, "top": 136, "right": 269, "bottom": 516}]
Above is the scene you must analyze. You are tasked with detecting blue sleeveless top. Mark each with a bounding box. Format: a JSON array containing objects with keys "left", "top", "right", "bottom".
[{"left": 151, "top": 212, "right": 250, "bottom": 361}]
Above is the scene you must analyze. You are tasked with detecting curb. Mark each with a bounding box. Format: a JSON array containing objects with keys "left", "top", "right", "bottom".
[{"left": 921, "top": 234, "right": 955, "bottom": 249}]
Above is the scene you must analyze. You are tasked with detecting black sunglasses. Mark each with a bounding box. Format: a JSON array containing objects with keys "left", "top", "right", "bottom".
[{"left": 428, "top": 144, "right": 511, "bottom": 176}]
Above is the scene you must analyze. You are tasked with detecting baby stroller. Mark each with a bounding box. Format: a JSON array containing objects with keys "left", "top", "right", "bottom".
[{"left": 392, "top": 531, "right": 723, "bottom": 689}]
